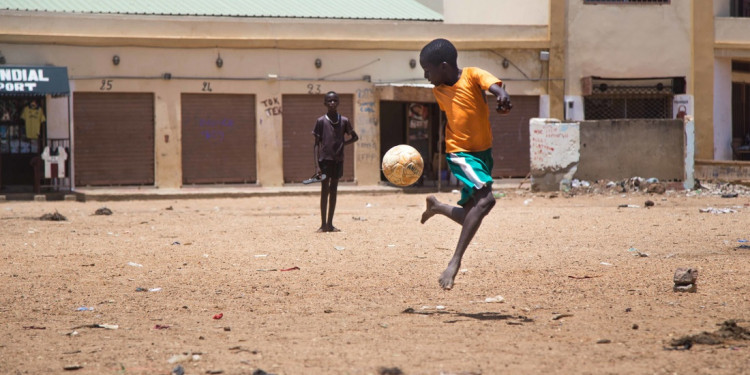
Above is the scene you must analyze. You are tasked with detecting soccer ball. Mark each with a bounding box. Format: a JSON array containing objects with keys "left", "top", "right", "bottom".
[{"left": 382, "top": 144, "right": 424, "bottom": 186}]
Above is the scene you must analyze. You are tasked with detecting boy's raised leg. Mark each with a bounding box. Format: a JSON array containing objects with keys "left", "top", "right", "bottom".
[
  {"left": 438, "top": 186, "right": 496, "bottom": 290},
  {"left": 421, "top": 195, "right": 466, "bottom": 225}
]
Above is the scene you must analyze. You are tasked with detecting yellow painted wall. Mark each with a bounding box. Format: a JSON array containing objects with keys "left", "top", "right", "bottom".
[{"left": 692, "top": 0, "right": 715, "bottom": 160}]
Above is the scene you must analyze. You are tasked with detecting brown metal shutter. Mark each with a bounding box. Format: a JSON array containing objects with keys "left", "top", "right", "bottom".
[
  {"left": 73, "top": 92, "right": 154, "bottom": 186},
  {"left": 181, "top": 94, "right": 256, "bottom": 184},
  {"left": 489, "top": 95, "right": 539, "bottom": 178},
  {"left": 282, "top": 94, "right": 354, "bottom": 183}
]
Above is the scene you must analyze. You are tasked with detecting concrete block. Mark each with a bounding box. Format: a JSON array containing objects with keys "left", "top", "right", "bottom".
[{"left": 673, "top": 268, "right": 698, "bottom": 285}]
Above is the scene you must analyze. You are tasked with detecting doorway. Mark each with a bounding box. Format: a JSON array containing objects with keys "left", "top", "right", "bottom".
[
  {"left": 0, "top": 96, "right": 46, "bottom": 193},
  {"left": 379, "top": 101, "right": 441, "bottom": 185},
  {"left": 732, "top": 81, "right": 750, "bottom": 160}
]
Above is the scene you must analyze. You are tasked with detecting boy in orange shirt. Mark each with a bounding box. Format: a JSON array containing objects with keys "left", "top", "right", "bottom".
[{"left": 419, "top": 38, "right": 512, "bottom": 290}]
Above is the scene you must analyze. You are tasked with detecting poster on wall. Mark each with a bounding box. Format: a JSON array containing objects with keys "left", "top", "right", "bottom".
[
  {"left": 673, "top": 95, "right": 692, "bottom": 120},
  {"left": 408, "top": 103, "right": 429, "bottom": 141}
]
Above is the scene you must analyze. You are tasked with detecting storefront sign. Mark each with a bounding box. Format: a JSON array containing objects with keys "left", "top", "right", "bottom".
[{"left": 0, "top": 66, "right": 70, "bottom": 95}]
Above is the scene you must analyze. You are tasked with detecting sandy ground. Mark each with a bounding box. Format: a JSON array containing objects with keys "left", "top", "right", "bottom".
[{"left": 1, "top": 187, "right": 750, "bottom": 375}]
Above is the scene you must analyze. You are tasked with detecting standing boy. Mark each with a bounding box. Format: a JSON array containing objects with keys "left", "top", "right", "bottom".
[
  {"left": 313, "top": 91, "right": 359, "bottom": 233},
  {"left": 418, "top": 38, "right": 512, "bottom": 290}
]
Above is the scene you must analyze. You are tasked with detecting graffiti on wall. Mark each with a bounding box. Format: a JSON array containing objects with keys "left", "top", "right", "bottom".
[
  {"left": 529, "top": 119, "right": 579, "bottom": 170},
  {"left": 355, "top": 88, "right": 379, "bottom": 164},
  {"left": 261, "top": 97, "right": 282, "bottom": 116},
  {"left": 195, "top": 117, "right": 235, "bottom": 142}
]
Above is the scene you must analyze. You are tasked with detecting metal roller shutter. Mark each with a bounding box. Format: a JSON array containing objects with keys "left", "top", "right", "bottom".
[
  {"left": 181, "top": 94, "right": 257, "bottom": 184},
  {"left": 73, "top": 92, "right": 154, "bottom": 186},
  {"left": 489, "top": 95, "right": 539, "bottom": 178},
  {"left": 282, "top": 94, "right": 354, "bottom": 183}
]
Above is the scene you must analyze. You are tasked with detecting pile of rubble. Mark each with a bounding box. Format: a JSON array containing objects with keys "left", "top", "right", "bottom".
[{"left": 558, "top": 177, "right": 750, "bottom": 197}]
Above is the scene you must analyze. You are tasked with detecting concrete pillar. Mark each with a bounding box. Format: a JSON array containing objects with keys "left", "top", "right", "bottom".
[
  {"left": 548, "top": 0, "right": 566, "bottom": 121},
  {"left": 691, "top": 0, "right": 714, "bottom": 160}
]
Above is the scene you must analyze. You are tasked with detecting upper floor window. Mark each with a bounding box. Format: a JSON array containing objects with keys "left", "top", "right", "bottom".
[
  {"left": 581, "top": 77, "right": 685, "bottom": 120},
  {"left": 584, "top": 0, "right": 670, "bottom": 3}
]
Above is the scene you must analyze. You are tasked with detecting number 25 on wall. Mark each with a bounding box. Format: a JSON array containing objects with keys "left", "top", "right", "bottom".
[{"left": 100, "top": 79, "right": 113, "bottom": 91}]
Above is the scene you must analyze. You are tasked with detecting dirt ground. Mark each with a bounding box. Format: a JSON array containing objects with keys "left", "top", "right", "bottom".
[{"left": 1, "top": 186, "right": 750, "bottom": 375}]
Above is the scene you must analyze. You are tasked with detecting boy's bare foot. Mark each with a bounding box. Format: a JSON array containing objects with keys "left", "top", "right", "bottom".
[
  {"left": 420, "top": 196, "right": 438, "bottom": 224},
  {"left": 316, "top": 226, "right": 328, "bottom": 233},
  {"left": 438, "top": 264, "right": 459, "bottom": 290},
  {"left": 327, "top": 225, "right": 341, "bottom": 232}
]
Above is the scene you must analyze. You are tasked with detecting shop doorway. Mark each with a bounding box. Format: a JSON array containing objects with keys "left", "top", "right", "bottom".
[
  {"left": 73, "top": 92, "right": 154, "bottom": 186},
  {"left": 732, "top": 81, "right": 750, "bottom": 160},
  {"left": 379, "top": 101, "right": 441, "bottom": 185},
  {"left": 1, "top": 66, "right": 71, "bottom": 196},
  {"left": 181, "top": 94, "right": 257, "bottom": 184},
  {"left": 0, "top": 96, "right": 45, "bottom": 192}
]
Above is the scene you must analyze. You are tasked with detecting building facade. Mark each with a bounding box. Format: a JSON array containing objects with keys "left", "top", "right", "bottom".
[{"left": 0, "top": 0, "right": 748, "bottom": 194}]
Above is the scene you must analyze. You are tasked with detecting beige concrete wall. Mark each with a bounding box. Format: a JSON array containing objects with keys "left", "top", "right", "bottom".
[
  {"left": 443, "top": 0, "right": 549, "bottom": 25},
  {"left": 715, "top": 17, "right": 750, "bottom": 50},
  {"left": 565, "top": 1, "right": 691, "bottom": 96},
  {"left": 577, "top": 119, "right": 686, "bottom": 181}
]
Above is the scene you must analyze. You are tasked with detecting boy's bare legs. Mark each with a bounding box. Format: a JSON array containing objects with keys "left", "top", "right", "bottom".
[
  {"left": 326, "top": 178, "right": 340, "bottom": 232},
  {"left": 318, "top": 177, "right": 331, "bottom": 232},
  {"left": 421, "top": 195, "right": 466, "bottom": 225},
  {"left": 423, "top": 186, "right": 496, "bottom": 290}
]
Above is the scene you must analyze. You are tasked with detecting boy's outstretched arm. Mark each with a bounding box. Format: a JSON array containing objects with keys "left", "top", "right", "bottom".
[{"left": 489, "top": 83, "right": 512, "bottom": 114}]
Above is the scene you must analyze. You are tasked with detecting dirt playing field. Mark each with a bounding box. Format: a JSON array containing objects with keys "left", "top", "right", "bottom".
[{"left": 1, "top": 185, "right": 750, "bottom": 374}]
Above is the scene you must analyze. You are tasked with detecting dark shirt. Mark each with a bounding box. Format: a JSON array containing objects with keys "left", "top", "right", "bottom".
[{"left": 312, "top": 114, "right": 353, "bottom": 162}]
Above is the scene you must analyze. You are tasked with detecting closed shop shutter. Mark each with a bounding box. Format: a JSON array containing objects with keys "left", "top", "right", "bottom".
[
  {"left": 489, "top": 95, "right": 539, "bottom": 178},
  {"left": 73, "top": 92, "right": 154, "bottom": 186},
  {"left": 282, "top": 94, "right": 354, "bottom": 183},
  {"left": 181, "top": 94, "right": 256, "bottom": 184}
]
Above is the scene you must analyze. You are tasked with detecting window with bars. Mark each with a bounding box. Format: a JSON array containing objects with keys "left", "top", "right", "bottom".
[
  {"left": 584, "top": 96, "right": 672, "bottom": 120},
  {"left": 582, "top": 77, "right": 679, "bottom": 120},
  {"left": 584, "top": 0, "right": 670, "bottom": 3}
]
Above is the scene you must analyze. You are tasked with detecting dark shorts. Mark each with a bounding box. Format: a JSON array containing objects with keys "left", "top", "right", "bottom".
[{"left": 319, "top": 160, "right": 344, "bottom": 179}]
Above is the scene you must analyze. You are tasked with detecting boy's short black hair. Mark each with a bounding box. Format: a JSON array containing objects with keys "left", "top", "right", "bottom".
[
  {"left": 324, "top": 91, "right": 338, "bottom": 102},
  {"left": 420, "top": 38, "right": 458, "bottom": 68}
]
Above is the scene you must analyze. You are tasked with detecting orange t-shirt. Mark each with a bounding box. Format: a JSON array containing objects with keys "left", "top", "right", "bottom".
[{"left": 432, "top": 67, "right": 501, "bottom": 153}]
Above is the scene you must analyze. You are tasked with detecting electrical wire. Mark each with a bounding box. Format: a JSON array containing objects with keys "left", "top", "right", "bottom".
[
  {"left": 487, "top": 50, "right": 533, "bottom": 81},
  {"left": 319, "top": 58, "right": 381, "bottom": 80}
]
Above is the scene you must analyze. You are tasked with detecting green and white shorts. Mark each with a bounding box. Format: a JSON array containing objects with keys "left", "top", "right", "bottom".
[{"left": 446, "top": 149, "right": 494, "bottom": 206}]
